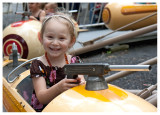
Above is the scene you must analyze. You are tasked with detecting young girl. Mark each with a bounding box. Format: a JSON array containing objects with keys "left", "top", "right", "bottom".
[
  {"left": 44, "top": 3, "right": 58, "bottom": 16},
  {"left": 28, "top": 3, "right": 46, "bottom": 22},
  {"left": 30, "top": 12, "right": 85, "bottom": 112}
]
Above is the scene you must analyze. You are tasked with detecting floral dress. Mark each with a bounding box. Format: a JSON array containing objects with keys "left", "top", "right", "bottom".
[{"left": 30, "top": 56, "right": 82, "bottom": 112}]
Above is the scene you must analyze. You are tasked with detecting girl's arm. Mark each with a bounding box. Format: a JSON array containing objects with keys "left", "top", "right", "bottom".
[
  {"left": 39, "top": 10, "right": 46, "bottom": 22},
  {"left": 29, "top": 16, "right": 38, "bottom": 21},
  {"left": 32, "top": 76, "right": 80, "bottom": 105}
]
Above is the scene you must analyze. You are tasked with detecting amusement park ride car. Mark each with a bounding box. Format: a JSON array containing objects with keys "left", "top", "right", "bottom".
[
  {"left": 3, "top": 43, "right": 156, "bottom": 112},
  {"left": 3, "top": 2, "right": 157, "bottom": 112}
]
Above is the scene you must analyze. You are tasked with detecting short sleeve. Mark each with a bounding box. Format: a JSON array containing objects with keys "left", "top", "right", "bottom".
[
  {"left": 71, "top": 56, "right": 83, "bottom": 64},
  {"left": 30, "top": 60, "right": 46, "bottom": 78}
]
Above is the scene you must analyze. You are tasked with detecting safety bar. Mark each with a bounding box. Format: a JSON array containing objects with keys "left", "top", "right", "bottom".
[{"left": 7, "top": 57, "right": 38, "bottom": 83}]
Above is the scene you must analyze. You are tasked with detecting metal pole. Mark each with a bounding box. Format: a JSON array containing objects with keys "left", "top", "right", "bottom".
[
  {"left": 109, "top": 65, "right": 151, "bottom": 71},
  {"left": 137, "top": 84, "right": 157, "bottom": 99},
  {"left": 145, "top": 93, "right": 157, "bottom": 107},
  {"left": 5, "top": 3, "right": 10, "bottom": 27},
  {"left": 12, "top": 43, "right": 18, "bottom": 67},
  {"left": 78, "top": 22, "right": 104, "bottom": 28},
  {"left": 105, "top": 57, "right": 157, "bottom": 82},
  {"left": 76, "top": 3, "right": 82, "bottom": 22},
  {"left": 90, "top": 3, "right": 96, "bottom": 24},
  {"left": 97, "top": 3, "right": 104, "bottom": 23},
  {"left": 83, "top": 4, "right": 89, "bottom": 25},
  {"left": 69, "top": 24, "right": 157, "bottom": 55},
  {"left": 71, "top": 3, "right": 74, "bottom": 10},
  {"left": 66, "top": 3, "right": 69, "bottom": 11},
  {"left": 126, "top": 90, "right": 157, "bottom": 95},
  {"left": 14, "top": 3, "right": 19, "bottom": 22}
]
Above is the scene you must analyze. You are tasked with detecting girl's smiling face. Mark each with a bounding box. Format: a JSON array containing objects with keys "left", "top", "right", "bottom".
[{"left": 41, "top": 19, "right": 74, "bottom": 58}]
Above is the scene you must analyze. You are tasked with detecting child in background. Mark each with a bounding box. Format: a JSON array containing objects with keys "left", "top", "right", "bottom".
[
  {"left": 30, "top": 12, "right": 85, "bottom": 112},
  {"left": 28, "top": 3, "right": 46, "bottom": 22},
  {"left": 44, "top": 3, "right": 58, "bottom": 16},
  {"left": 40, "top": 3, "right": 47, "bottom": 10}
]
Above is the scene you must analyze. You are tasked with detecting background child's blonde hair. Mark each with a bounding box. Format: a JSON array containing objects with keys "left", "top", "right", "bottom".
[{"left": 48, "top": 3, "right": 58, "bottom": 12}]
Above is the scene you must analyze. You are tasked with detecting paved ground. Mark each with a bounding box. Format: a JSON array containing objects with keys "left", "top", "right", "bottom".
[{"left": 80, "top": 39, "right": 157, "bottom": 90}]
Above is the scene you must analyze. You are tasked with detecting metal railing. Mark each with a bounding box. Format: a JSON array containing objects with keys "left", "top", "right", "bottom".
[
  {"left": 63, "top": 3, "right": 106, "bottom": 28},
  {"left": 7, "top": 57, "right": 38, "bottom": 83}
]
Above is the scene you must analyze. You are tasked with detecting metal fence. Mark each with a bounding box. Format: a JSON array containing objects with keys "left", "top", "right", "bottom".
[
  {"left": 3, "top": 3, "right": 107, "bottom": 29},
  {"left": 62, "top": 3, "right": 106, "bottom": 28}
]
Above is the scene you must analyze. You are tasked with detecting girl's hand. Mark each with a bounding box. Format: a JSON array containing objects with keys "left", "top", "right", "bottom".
[
  {"left": 76, "top": 75, "right": 86, "bottom": 85},
  {"left": 57, "top": 78, "right": 79, "bottom": 93}
]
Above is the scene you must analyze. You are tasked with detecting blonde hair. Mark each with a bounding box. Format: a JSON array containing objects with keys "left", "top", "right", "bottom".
[
  {"left": 40, "top": 12, "right": 77, "bottom": 42},
  {"left": 48, "top": 3, "right": 58, "bottom": 12}
]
